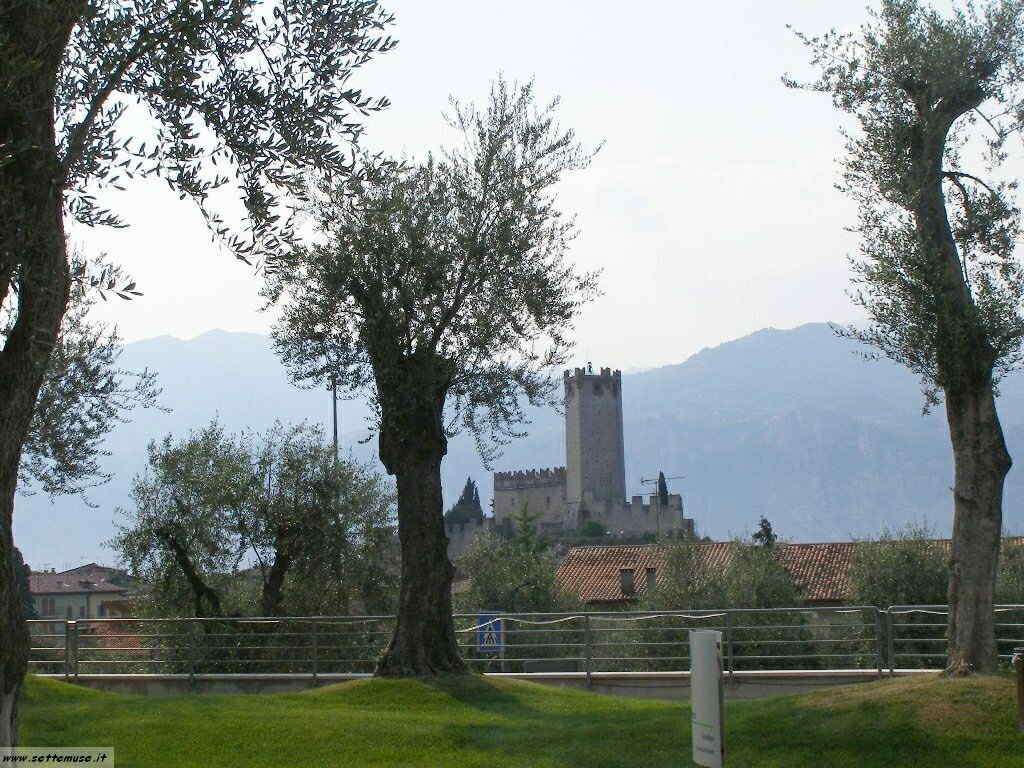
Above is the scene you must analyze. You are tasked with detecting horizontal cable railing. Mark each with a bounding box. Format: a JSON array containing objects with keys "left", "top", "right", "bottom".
[
  {"left": 885, "top": 604, "right": 1024, "bottom": 672},
  {"left": 26, "top": 605, "right": 1020, "bottom": 679}
]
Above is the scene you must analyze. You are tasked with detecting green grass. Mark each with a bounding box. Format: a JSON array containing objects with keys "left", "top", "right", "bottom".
[{"left": 18, "top": 673, "right": 1023, "bottom": 767}]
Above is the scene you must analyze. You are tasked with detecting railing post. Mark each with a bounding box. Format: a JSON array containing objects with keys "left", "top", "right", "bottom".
[
  {"left": 188, "top": 621, "right": 197, "bottom": 693},
  {"left": 69, "top": 621, "right": 79, "bottom": 680},
  {"left": 584, "top": 615, "right": 592, "bottom": 688},
  {"left": 311, "top": 620, "right": 319, "bottom": 685},
  {"left": 63, "top": 620, "right": 71, "bottom": 680},
  {"left": 724, "top": 611, "right": 734, "bottom": 680},
  {"left": 1013, "top": 647, "right": 1024, "bottom": 733},
  {"left": 886, "top": 607, "right": 895, "bottom": 675},
  {"left": 873, "top": 607, "right": 884, "bottom": 678},
  {"left": 154, "top": 619, "right": 163, "bottom": 675}
]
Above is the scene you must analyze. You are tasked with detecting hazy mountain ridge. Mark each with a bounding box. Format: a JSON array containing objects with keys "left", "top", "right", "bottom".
[{"left": 14, "top": 323, "right": 1024, "bottom": 567}]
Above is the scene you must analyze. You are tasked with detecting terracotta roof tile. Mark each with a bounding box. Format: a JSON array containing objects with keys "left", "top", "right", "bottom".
[
  {"left": 557, "top": 537, "right": 1024, "bottom": 605},
  {"left": 774, "top": 542, "right": 858, "bottom": 603},
  {"left": 30, "top": 570, "right": 129, "bottom": 596}
]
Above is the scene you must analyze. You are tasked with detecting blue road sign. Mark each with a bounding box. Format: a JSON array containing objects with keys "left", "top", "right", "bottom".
[{"left": 476, "top": 615, "right": 504, "bottom": 654}]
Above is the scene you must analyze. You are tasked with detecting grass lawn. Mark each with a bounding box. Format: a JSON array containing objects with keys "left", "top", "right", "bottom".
[{"left": 18, "top": 673, "right": 1023, "bottom": 767}]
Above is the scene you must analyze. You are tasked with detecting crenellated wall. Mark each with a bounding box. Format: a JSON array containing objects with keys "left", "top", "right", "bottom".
[
  {"left": 494, "top": 467, "right": 566, "bottom": 491},
  {"left": 493, "top": 467, "right": 567, "bottom": 529},
  {"left": 604, "top": 493, "right": 695, "bottom": 538}
]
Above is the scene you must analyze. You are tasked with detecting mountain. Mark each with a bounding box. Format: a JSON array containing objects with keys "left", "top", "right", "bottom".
[{"left": 14, "top": 323, "right": 1024, "bottom": 567}]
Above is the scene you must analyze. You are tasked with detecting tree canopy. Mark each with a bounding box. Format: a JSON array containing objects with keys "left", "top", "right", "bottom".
[
  {"left": 3, "top": 0, "right": 396, "bottom": 262},
  {"left": 265, "top": 76, "right": 600, "bottom": 462},
  {"left": 788, "top": 0, "right": 1024, "bottom": 400},
  {"left": 455, "top": 506, "right": 571, "bottom": 614},
  {"left": 111, "top": 420, "right": 395, "bottom": 618},
  {"left": 444, "top": 478, "right": 484, "bottom": 526}
]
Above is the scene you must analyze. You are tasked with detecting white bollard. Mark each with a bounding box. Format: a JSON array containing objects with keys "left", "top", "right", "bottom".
[{"left": 690, "top": 629, "right": 725, "bottom": 768}]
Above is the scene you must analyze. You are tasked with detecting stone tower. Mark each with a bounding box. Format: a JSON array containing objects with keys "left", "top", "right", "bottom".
[{"left": 564, "top": 366, "right": 627, "bottom": 525}]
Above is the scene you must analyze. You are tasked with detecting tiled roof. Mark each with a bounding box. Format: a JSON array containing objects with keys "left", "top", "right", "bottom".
[
  {"left": 555, "top": 543, "right": 732, "bottom": 603},
  {"left": 775, "top": 542, "right": 859, "bottom": 604},
  {"left": 557, "top": 537, "right": 1024, "bottom": 605},
  {"left": 30, "top": 567, "right": 130, "bottom": 596}
]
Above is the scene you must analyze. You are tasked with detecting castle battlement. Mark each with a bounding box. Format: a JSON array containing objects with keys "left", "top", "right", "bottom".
[
  {"left": 563, "top": 366, "right": 621, "bottom": 381},
  {"left": 564, "top": 366, "right": 622, "bottom": 399},
  {"left": 493, "top": 466, "right": 566, "bottom": 491}
]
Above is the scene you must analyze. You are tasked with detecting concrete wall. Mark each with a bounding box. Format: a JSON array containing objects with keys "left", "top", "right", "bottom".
[
  {"left": 33, "top": 593, "right": 124, "bottom": 620},
  {"left": 34, "top": 594, "right": 88, "bottom": 620}
]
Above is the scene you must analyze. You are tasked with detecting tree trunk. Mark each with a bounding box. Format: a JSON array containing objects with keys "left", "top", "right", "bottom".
[
  {"left": 908, "top": 104, "right": 1010, "bottom": 677},
  {"left": 156, "top": 524, "right": 223, "bottom": 618},
  {"left": 0, "top": 517, "right": 27, "bottom": 749},
  {"left": 374, "top": 359, "right": 465, "bottom": 677},
  {"left": 375, "top": 451, "right": 465, "bottom": 676},
  {"left": 1, "top": 2, "right": 83, "bottom": 745},
  {"left": 945, "top": 383, "right": 1011, "bottom": 675},
  {"left": 261, "top": 541, "right": 292, "bottom": 617}
]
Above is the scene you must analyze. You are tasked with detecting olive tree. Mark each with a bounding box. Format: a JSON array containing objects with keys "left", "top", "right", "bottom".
[
  {"left": 0, "top": 0, "right": 394, "bottom": 743},
  {"left": 789, "top": 0, "right": 1024, "bottom": 674},
  {"left": 15, "top": 256, "right": 163, "bottom": 503},
  {"left": 111, "top": 420, "right": 395, "bottom": 618},
  {"left": 264, "top": 77, "right": 599, "bottom": 675}
]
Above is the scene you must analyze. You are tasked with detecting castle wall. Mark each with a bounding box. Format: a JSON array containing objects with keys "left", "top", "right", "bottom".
[
  {"left": 493, "top": 467, "right": 567, "bottom": 529},
  {"left": 564, "top": 367, "right": 626, "bottom": 525},
  {"left": 481, "top": 364, "right": 696, "bottom": 544},
  {"left": 445, "top": 517, "right": 495, "bottom": 560},
  {"left": 603, "top": 493, "right": 694, "bottom": 538}
]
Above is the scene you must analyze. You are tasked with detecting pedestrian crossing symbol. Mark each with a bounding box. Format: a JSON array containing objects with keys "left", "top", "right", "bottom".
[{"left": 476, "top": 615, "right": 504, "bottom": 654}]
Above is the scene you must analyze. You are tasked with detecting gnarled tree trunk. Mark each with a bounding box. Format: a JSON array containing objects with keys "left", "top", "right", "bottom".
[
  {"left": 156, "top": 523, "right": 224, "bottom": 618},
  {"left": 374, "top": 357, "right": 465, "bottom": 677},
  {"left": 260, "top": 536, "right": 293, "bottom": 617},
  {"left": 910, "top": 106, "right": 1011, "bottom": 676},
  {"left": 945, "top": 383, "right": 1011, "bottom": 674},
  {"left": 0, "top": 2, "right": 82, "bottom": 746}
]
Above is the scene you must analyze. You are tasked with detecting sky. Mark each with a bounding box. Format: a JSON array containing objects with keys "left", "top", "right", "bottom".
[{"left": 78, "top": 1, "right": 886, "bottom": 369}]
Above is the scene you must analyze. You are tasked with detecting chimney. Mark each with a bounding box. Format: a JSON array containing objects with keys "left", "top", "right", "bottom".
[
  {"left": 619, "top": 568, "right": 635, "bottom": 596},
  {"left": 644, "top": 567, "right": 658, "bottom": 593}
]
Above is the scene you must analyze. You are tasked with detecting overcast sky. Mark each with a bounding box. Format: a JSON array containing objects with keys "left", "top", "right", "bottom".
[{"left": 78, "top": 1, "right": 896, "bottom": 370}]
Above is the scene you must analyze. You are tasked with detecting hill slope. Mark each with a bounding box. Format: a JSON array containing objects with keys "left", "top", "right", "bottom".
[
  {"left": 20, "top": 673, "right": 1023, "bottom": 768},
  {"left": 13, "top": 323, "right": 1024, "bottom": 566}
]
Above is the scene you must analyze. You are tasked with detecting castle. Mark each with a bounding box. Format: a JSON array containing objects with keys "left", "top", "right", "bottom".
[{"left": 446, "top": 365, "right": 695, "bottom": 558}]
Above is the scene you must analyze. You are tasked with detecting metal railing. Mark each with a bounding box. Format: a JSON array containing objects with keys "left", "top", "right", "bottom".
[
  {"left": 27, "top": 605, "right": 1021, "bottom": 679},
  {"left": 885, "top": 604, "right": 1024, "bottom": 672}
]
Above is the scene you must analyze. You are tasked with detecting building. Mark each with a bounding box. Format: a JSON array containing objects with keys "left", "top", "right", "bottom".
[
  {"left": 493, "top": 366, "right": 694, "bottom": 536},
  {"left": 555, "top": 537, "right": 1024, "bottom": 606},
  {"left": 446, "top": 365, "right": 695, "bottom": 558},
  {"left": 30, "top": 563, "right": 132, "bottom": 620}
]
